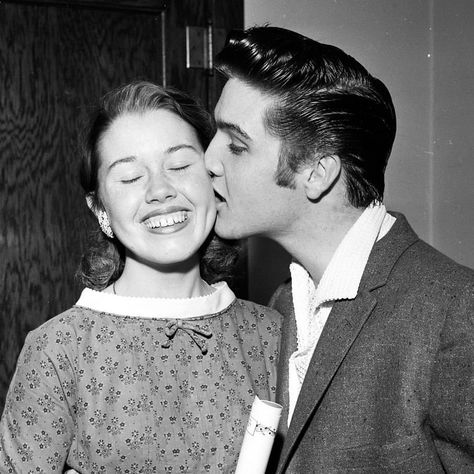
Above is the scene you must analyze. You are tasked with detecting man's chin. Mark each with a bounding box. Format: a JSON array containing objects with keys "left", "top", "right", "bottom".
[{"left": 214, "top": 218, "right": 248, "bottom": 240}]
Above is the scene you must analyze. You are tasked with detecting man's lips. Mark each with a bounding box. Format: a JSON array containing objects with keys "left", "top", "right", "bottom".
[{"left": 213, "top": 189, "right": 226, "bottom": 204}]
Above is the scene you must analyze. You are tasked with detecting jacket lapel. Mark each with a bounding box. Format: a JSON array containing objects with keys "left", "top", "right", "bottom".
[
  {"left": 275, "top": 213, "right": 420, "bottom": 473},
  {"left": 276, "top": 292, "right": 377, "bottom": 473}
]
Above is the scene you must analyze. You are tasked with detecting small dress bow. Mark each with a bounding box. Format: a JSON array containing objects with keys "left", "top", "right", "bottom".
[{"left": 161, "top": 320, "right": 213, "bottom": 354}]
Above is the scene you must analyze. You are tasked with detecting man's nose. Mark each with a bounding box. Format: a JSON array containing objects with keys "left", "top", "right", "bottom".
[
  {"left": 204, "top": 138, "right": 224, "bottom": 177},
  {"left": 145, "top": 173, "right": 177, "bottom": 203}
]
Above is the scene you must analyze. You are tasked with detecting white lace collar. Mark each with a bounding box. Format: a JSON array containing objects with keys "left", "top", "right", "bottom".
[{"left": 75, "top": 281, "right": 236, "bottom": 319}]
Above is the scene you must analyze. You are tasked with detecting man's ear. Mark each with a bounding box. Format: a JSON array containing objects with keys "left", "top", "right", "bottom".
[{"left": 301, "top": 155, "right": 341, "bottom": 201}]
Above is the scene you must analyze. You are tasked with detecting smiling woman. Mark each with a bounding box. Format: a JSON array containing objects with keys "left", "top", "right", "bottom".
[
  {"left": 90, "top": 107, "right": 216, "bottom": 280},
  {"left": 79, "top": 82, "right": 232, "bottom": 292},
  {"left": 0, "top": 82, "right": 282, "bottom": 472}
]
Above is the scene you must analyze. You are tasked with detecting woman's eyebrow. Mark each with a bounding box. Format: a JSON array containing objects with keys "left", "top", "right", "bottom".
[
  {"left": 108, "top": 156, "right": 136, "bottom": 170},
  {"left": 166, "top": 144, "right": 200, "bottom": 154},
  {"left": 108, "top": 145, "right": 198, "bottom": 169}
]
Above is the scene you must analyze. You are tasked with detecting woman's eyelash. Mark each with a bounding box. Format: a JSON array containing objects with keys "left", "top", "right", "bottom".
[
  {"left": 170, "top": 165, "right": 190, "bottom": 172},
  {"left": 121, "top": 176, "right": 141, "bottom": 184},
  {"left": 228, "top": 143, "right": 247, "bottom": 155}
]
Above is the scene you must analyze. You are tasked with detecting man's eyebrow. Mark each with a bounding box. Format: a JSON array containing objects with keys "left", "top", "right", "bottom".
[
  {"left": 108, "top": 156, "right": 136, "bottom": 170},
  {"left": 216, "top": 120, "right": 251, "bottom": 141}
]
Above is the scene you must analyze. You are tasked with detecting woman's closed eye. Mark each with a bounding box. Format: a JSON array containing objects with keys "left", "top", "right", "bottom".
[
  {"left": 120, "top": 175, "right": 142, "bottom": 184},
  {"left": 169, "top": 164, "right": 191, "bottom": 172}
]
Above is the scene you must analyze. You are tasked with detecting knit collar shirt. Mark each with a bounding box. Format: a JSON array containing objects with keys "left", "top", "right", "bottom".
[{"left": 287, "top": 203, "right": 396, "bottom": 424}]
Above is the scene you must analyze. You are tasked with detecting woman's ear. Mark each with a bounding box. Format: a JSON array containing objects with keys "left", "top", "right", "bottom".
[
  {"left": 86, "top": 193, "right": 114, "bottom": 239},
  {"left": 85, "top": 193, "right": 98, "bottom": 216},
  {"left": 302, "top": 155, "right": 341, "bottom": 201}
]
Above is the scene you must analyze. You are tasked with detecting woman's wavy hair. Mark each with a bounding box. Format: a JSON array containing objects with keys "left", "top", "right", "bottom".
[
  {"left": 77, "top": 81, "right": 239, "bottom": 290},
  {"left": 216, "top": 26, "right": 396, "bottom": 208}
]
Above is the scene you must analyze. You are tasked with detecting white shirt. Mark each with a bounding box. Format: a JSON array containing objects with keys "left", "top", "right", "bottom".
[{"left": 287, "top": 203, "right": 396, "bottom": 424}]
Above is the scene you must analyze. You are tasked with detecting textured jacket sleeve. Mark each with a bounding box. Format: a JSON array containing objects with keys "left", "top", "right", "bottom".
[
  {"left": 429, "top": 280, "right": 474, "bottom": 470},
  {"left": 0, "top": 329, "right": 75, "bottom": 472}
]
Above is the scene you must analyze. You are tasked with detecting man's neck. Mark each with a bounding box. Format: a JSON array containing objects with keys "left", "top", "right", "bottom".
[{"left": 276, "top": 203, "right": 365, "bottom": 284}]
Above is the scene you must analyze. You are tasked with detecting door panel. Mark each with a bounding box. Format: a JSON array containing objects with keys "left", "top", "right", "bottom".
[
  {"left": 0, "top": 0, "right": 243, "bottom": 412},
  {"left": 165, "top": 0, "right": 244, "bottom": 110}
]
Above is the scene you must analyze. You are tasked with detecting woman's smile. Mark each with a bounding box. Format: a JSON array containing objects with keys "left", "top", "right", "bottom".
[
  {"left": 97, "top": 109, "right": 216, "bottom": 266},
  {"left": 143, "top": 210, "right": 190, "bottom": 233},
  {"left": 144, "top": 209, "right": 188, "bottom": 228}
]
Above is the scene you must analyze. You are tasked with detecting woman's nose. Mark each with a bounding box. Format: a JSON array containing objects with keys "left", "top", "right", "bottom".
[{"left": 145, "top": 174, "right": 177, "bottom": 203}]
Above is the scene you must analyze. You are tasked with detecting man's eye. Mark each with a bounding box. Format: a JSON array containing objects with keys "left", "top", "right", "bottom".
[
  {"left": 120, "top": 176, "right": 142, "bottom": 184},
  {"left": 228, "top": 143, "right": 247, "bottom": 155}
]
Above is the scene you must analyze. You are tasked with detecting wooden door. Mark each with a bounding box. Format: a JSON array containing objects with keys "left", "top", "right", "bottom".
[{"left": 0, "top": 0, "right": 243, "bottom": 412}]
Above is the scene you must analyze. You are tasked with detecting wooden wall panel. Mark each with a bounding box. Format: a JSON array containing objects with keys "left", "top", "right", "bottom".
[
  {"left": 6, "top": 0, "right": 166, "bottom": 13},
  {"left": 209, "top": 0, "right": 244, "bottom": 110},
  {"left": 165, "top": 0, "right": 208, "bottom": 104},
  {"left": 0, "top": 0, "right": 244, "bottom": 413},
  {"left": 165, "top": 0, "right": 244, "bottom": 112},
  {"left": 0, "top": 1, "right": 163, "bottom": 411}
]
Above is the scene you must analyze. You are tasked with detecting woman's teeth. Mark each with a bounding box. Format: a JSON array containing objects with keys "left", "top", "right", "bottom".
[{"left": 144, "top": 211, "right": 188, "bottom": 229}]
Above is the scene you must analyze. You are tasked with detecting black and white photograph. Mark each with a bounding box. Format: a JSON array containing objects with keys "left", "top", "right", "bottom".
[{"left": 1, "top": 1, "right": 473, "bottom": 472}]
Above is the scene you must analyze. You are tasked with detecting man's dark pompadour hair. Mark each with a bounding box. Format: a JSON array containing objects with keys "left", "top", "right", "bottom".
[{"left": 215, "top": 26, "right": 396, "bottom": 207}]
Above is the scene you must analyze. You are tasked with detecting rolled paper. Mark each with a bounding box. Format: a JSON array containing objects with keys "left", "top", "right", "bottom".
[{"left": 235, "top": 396, "right": 283, "bottom": 474}]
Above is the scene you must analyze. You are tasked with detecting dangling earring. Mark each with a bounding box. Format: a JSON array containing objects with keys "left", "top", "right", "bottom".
[
  {"left": 97, "top": 209, "right": 114, "bottom": 238},
  {"left": 85, "top": 194, "right": 114, "bottom": 238}
]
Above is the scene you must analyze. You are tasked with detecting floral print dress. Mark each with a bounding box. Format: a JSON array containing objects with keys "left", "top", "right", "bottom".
[{"left": 0, "top": 282, "right": 282, "bottom": 473}]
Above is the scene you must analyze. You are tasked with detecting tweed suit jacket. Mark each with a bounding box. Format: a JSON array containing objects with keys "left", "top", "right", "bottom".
[{"left": 268, "top": 213, "right": 474, "bottom": 473}]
